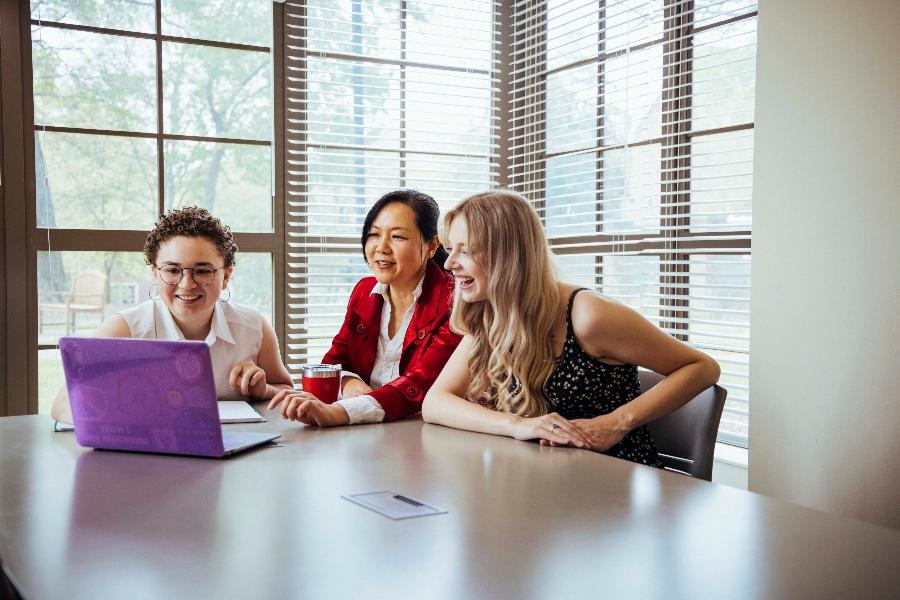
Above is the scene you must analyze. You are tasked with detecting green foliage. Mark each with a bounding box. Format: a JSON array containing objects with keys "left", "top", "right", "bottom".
[{"left": 32, "top": 0, "right": 274, "bottom": 234}]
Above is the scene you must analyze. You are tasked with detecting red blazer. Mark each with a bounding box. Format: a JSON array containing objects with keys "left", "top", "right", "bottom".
[{"left": 322, "top": 259, "right": 462, "bottom": 421}]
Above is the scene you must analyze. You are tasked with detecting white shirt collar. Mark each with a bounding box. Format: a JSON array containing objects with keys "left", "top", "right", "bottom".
[
  {"left": 153, "top": 299, "right": 235, "bottom": 346},
  {"left": 369, "top": 273, "right": 426, "bottom": 304},
  {"left": 207, "top": 301, "right": 236, "bottom": 345}
]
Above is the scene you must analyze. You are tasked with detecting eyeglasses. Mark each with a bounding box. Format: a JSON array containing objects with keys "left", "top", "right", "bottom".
[{"left": 155, "top": 264, "right": 225, "bottom": 286}]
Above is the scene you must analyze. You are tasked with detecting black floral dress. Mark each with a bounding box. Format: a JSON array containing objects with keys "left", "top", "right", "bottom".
[{"left": 544, "top": 288, "right": 661, "bottom": 467}]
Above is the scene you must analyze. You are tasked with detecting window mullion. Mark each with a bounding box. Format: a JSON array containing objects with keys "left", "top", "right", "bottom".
[
  {"left": 155, "top": 0, "right": 165, "bottom": 218},
  {"left": 595, "top": 0, "right": 607, "bottom": 291},
  {"left": 400, "top": 0, "right": 407, "bottom": 187},
  {"left": 285, "top": 2, "right": 309, "bottom": 381},
  {"left": 510, "top": 0, "right": 547, "bottom": 216},
  {"left": 660, "top": 0, "right": 694, "bottom": 342}
]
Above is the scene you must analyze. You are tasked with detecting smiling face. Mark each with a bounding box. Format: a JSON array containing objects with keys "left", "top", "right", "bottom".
[
  {"left": 153, "top": 235, "right": 232, "bottom": 327},
  {"left": 364, "top": 202, "right": 435, "bottom": 289},
  {"left": 444, "top": 215, "right": 489, "bottom": 303}
]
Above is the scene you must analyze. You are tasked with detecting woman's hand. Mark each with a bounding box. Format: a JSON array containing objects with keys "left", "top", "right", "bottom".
[
  {"left": 570, "top": 413, "right": 631, "bottom": 452},
  {"left": 511, "top": 412, "right": 592, "bottom": 449},
  {"left": 267, "top": 390, "right": 350, "bottom": 427},
  {"left": 342, "top": 376, "right": 373, "bottom": 398},
  {"left": 229, "top": 360, "right": 268, "bottom": 398}
]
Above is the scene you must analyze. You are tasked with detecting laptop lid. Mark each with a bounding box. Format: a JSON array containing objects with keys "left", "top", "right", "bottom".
[{"left": 60, "top": 337, "right": 228, "bottom": 457}]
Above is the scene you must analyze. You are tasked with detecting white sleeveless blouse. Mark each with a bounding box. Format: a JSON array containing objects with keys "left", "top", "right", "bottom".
[{"left": 118, "top": 299, "right": 264, "bottom": 401}]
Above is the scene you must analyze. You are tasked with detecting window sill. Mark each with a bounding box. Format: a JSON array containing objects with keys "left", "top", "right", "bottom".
[
  {"left": 714, "top": 442, "right": 748, "bottom": 468},
  {"left": 712, "top": 443, "right": 748, "bottom": 489}
]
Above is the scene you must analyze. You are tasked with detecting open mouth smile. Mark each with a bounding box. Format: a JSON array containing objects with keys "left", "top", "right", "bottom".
[{"left": 456, "top": 276, "right": 475, "bottom": 291}]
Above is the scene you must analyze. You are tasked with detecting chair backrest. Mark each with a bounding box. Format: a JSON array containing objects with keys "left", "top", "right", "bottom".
[
  {"left": 71, "top": 270, "right": 107, "bottom": 307},
  {"left": 640, "top": 370, "right": 727, "bottom": 481}
]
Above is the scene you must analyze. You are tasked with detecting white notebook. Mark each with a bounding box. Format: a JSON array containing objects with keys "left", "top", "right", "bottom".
[
  {"left": 217, "top": 400, "right": 266, "bottom": 424},
  {"left": 53, "top": 400, "right": 265, "bottom": 431}
]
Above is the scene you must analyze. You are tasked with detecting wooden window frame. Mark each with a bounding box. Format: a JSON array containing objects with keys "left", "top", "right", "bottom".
[{"left": 1, "top": 0, "right": 286, "bottom": 415}]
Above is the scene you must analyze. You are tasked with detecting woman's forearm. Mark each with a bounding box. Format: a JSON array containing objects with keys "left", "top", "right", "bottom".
[
  {"left": 423, "top": 390, "right": 520, "bottom": 437},
  {"left": 612, "top": 356, "right": 720, "bottom": 430}
]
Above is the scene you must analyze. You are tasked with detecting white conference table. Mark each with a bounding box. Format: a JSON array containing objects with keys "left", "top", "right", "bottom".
[{"left": 1, "top": 407, "right": 899, "bottom": 600}]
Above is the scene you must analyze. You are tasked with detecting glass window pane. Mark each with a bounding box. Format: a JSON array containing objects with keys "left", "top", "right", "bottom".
[
  {"left": 605, "top": 0, "right": 664, "bottom": 52},
  {"left": 690, "top": 130, "right": 754, "bottom": 232},
  {"left": 688, "top": 254, "right": 750, "bottom": 353},
  {"left": 405, "top": 154, "right": 491, "bottom": 213},
  {"left": 689, "top": 254, "right": 750, "bottom": 443},
  {"left": 305, "top": 149, "right": 400, "bottom": 237},
  {"left": 694, "top": 0, "right": 757, "bottom": 29},
  {"left": 546, "top": 63, "right": 597, "bottom": 154},
  {"left": 601, "top": 254, "right": 660, "bottom": 321},
  {"left": 547, "top": 0, "right": 598, "bottom": 71},
  {"left": 603, "top": 44, "right": 662, "bottom": 145},
  {"left": 693, "top": 19, "right": 757, "bottom": 131},
  {"left": 38, "top": 348, "right": 66, "bottom": 415},
  {"left": 37, "top": 250, "right": 274, "bottom": 343},
  {"left": 292, "top": 252, "right": 372, "bottom": 368},
  {"left": 165, "top": 141, "right": 272, "bottom": 232},
  {"left": 546, "top": 152, "right": 596, "bottom": 237},
  {"left": 705, "top": 348, "right": 749, "bottom": 444},
  {"left": 36, "top": 132, "right": 157, "bottom": 230},
  {"left": 31, "top": 26, "right": 156, "bottom": 131},
  {"left": 161, "top": 0, "right": 272, "bottom": 47},
  {"left": 30, "top": 0, "right": 155, "bottom": 34},
  {"left": 306, "top": 0, "right": 401, "bottom": 59},
  {"left": 163, "top": 43, "right": 271, "bottom": 140},
  {"left": 37, "top": 251, "right": 150, "bottom": 346},
  {"left": 230, "top": 253, "right": 273, "bottom": 325},
  {"left": 553, "top": 253, "right": 597, "bottom": 289},
  {"left": 306, "top": 58, "right": 401, "bottom": 148},
  {"left": 406, "top": 68, "right": 492, "bottom": 155},
  {"left": 407, "top": 0, "right": 493, "bottom": 71},
  {"left": 601, "top": 144, "right": 660, "bottom": 234}
]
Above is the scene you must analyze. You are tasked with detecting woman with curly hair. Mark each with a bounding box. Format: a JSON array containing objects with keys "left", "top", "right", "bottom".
[
  {"left": 51, "top": 207, "right": 293, "bottom": 423},
  {"left": 422, "top": 190, "right": 720, "bottom": 467}
]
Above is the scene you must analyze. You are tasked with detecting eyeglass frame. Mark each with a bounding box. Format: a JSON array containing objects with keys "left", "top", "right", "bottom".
[{"left": 153, "top": 263, "right": 228, "bottom": 286}]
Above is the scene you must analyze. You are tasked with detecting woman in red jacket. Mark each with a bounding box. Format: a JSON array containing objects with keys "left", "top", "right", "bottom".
[{"left": 268, "top": 190, "right": 461, "bottom": 426}]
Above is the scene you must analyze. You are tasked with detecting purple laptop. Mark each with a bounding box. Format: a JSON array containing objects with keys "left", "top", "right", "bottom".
[{"left": 59, "top": 337, "right": 279, "bottom": 457}]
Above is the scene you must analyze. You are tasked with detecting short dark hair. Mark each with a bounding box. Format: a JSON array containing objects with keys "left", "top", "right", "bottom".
[
  {"left": 360, "top": 189, "right": 449, "bottom": 268},
  {"left": 143, "top": 206, "right": 238, "bottom": 267}
]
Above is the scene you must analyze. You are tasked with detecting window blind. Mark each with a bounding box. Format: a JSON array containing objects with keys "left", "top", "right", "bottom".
[
  {"left": 282, "top": 1, "right": 499, "bottom": 374},
  {"left": 509, "top": 0, "right": 756, "bottom": 446}
]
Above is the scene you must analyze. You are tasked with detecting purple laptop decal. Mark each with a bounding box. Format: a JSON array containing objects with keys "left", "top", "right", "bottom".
[{"left": 60, "top": 337, "right": 277, "bottom": 457}]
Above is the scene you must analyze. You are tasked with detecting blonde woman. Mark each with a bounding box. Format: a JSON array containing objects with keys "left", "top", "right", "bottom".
[{"left": 422, "top": 190, "right": 720, "bottom": 466}]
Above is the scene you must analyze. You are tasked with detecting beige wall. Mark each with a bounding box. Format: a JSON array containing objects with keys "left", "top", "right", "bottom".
[{"left": 750, "top": 0, "right": 900, "bottom": 528}]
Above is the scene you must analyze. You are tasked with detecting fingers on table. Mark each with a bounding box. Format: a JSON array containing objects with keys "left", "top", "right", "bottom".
[
  {"left": 267, "top": 389, "right": 289, "bottom": 410},
  {"left": 543, "top": 414, "right": 589, "bottom": 448},
  {"left": 280, "top": 394, "right": 304, "bottom": 419}
]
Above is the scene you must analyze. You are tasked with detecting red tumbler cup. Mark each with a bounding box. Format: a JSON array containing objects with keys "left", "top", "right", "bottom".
[{"left": 301, "top": 364, "right": 341, "bottom": 404}]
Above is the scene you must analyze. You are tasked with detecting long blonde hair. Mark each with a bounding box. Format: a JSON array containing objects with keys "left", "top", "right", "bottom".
[{"left": 444, "top": 190, "right": 559, "bottom": 417}]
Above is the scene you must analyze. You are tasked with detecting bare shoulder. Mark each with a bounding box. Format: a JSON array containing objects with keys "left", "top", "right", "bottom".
[
  {"left": 94, "top": 313, "right": 133, "bottom": 338},
  {"left": 569, "top": 288, "right": 644, "bottom": 358}
]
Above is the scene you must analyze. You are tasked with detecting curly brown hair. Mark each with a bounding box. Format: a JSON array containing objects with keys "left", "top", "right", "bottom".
[{"left": 143, "top": 206, "right": 238, "bottom": 267}]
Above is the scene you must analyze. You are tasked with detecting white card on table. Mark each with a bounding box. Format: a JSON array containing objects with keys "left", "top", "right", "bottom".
[{"left": 342, "top": 491, "right": 446, "bottom": 520}]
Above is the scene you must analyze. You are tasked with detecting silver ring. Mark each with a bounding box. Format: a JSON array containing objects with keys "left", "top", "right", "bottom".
[{"left": 550, "top": 423, "right": 559, "bottom": 433}]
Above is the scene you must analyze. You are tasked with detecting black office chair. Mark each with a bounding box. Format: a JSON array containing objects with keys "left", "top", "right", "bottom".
[{"left": 640, "top": 370, "right": 727, "bottom": 481}]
